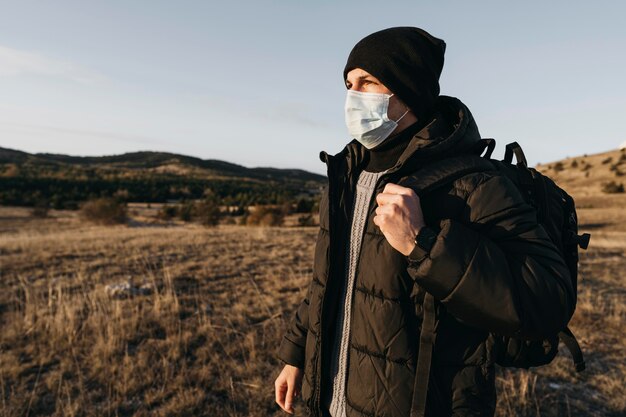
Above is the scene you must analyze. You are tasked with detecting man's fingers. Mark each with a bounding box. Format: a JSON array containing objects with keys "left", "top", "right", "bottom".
[
  {"left": 376, "top": 192, "right": 402, "bottom": 206},
  {"left": 275, "top": 379, "right": 287, "bottom": 409},
  {"left": 375, "top": 204, "right": 396, "bottom": 216},
  {"left": 285, "top": 381, "right": 295, "bottom": 413},
  {"left": 383, "top": 182, "right": 416, "bottom": 196}
]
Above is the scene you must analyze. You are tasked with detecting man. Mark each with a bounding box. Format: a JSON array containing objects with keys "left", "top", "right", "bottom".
[{"left": 274, "top": 27, "right": 574, "bottom": 417}]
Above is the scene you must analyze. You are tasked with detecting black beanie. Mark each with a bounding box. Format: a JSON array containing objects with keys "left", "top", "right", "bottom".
[{"left": 343, "top": 27, "right": 446, "bottom": 121}]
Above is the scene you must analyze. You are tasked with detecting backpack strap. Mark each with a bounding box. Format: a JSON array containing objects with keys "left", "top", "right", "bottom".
[
  {"left": 566, "top": 230, "right": 591, "bottom": 250},
  {"left": 400, "top": 154, "right": 493, "bottom": 417},
  {"left": 559, "top": 327, "right": 586, "bottom": 372},
  {"left": 410, "top": 292, "right": 437, "bottom": 417},
  {"left": 504, "top": 141, "right": 528, "bottom": 167},
  {"left": 473, "top": 138, "right": 496, "bottom": 159},
  {"left": 529, "top": 167, "right": 550, "bottom": 224},
  {"left": 398, "top": 154, "right": 495, "bottom": 196}
]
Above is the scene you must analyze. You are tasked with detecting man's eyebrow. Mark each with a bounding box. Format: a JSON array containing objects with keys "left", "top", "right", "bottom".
[{"left": 346, "top": 75, "right": 378, "bottom": 85}]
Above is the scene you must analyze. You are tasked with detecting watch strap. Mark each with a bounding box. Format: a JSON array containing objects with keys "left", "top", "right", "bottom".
[{"left": 408, "top": 225, "right": 437, "bottom": 262}]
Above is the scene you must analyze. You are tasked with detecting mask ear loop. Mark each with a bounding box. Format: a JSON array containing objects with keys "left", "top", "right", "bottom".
[
  {"left": 388, "top": 93, "right": 411, "bottom": 123},
  {"left": 396, "top": 108, "right": 410, "bottom": 123}
]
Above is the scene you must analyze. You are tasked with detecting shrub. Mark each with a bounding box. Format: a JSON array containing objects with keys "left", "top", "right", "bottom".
[
  {"left": 553, "top": 162, "right": 565, "bottom": 172},
  {"left": 601, "top": 181, "right": 625, "bottom": 194},
  {"left": 177, "top": 200, "right": 195, "bottom": 222},
  {"left": 158, "top": 204, "right": 177, "bottom": 220},
  {"left": 246, "top": 206, "right": 285, "bottom": 226},
  {"left": 570, "top": 159, "right": 579, "bottom": 168},
  {"left": 221, "top": 216, "right": 236, "bottom": 225},
  {"left": 80, "top": 197, "right": 127, "bottom": 225},
  {"left": 49, "top": 194, "right": 78, "bottom": 210},
  {"left": 310, "top": 196, "right": 321, "bottom": 215},
  {"left": 297, "top": 214, "right": 315, "bottom": 227},
  {"left": 31, "top": 200, "right": 50, "bottom": 218},
  {"left": 280, "top": 201, "right": 293, "bottom": 215},
  {"left": 295, "top": 198, "right": 315, "bottom": 213},
  {"left": 197, "top": 195, "right": 221, "bottom": 227}
]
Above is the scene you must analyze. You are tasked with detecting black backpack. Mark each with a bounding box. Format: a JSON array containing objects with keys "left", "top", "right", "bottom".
[
  {"left": 406, "top": 139, "right": 590, "bottom": 417},
  {"left": 478, "top": 139, "right": 589, "bottom": 372}
]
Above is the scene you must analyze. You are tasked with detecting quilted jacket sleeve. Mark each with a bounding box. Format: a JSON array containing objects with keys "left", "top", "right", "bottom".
[
  {"left": 277, "top": 186, "right": 328, "bottom": 369},
  {"left": 276, "top": 281, "right": 311, "bottom": 369},
  {"left": 406, "top": 173, "right": 576, "bottom": 340}
]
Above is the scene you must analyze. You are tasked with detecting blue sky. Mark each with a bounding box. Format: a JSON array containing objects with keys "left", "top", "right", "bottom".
[{"left": 1, "top": 1, "right": 624, "bottom": 174}]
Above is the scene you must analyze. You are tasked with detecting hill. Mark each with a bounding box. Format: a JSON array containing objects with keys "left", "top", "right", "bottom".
[
  {"left": 0, "top": 147, "right": 326, "bottom": 208},
  {"left": 535, "top": 148, "right": 626, "bottom": 244},
  {"left": 0, "top": 146, "right": 324, "bottom": 182}
]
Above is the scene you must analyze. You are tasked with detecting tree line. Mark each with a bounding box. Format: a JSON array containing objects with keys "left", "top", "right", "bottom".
[{"left": 0, "top": 176, "right": 321, "bottom": 209}]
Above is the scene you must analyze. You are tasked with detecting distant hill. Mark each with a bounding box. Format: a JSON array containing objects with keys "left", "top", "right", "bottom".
[
  {"left": 0, "top": 147, "right": 324, "bottom": 182},
  {"left": 0, "top": 147, "right": 326, "bottom": 208},
  {"left": 535, "top": 148, "right": 626, "bottom": 199},
  {"left": 535, "top": 147, "right": 626, "bottom": 236}
]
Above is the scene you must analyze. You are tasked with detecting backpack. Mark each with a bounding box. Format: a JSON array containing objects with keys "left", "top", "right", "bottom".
[
  {"left": 478, "top": 139, "right": 588, "bottom": 372},
  {"left": 406, "top": 139, "right": 590, "bottom": 417}
]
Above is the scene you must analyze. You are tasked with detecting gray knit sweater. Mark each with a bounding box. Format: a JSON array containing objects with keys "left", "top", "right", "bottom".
[{"left": 322, "top": 169, "right": 386, "bottom": 417}]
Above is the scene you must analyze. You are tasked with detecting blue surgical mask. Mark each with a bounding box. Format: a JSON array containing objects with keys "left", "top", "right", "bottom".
[{"left": 344, "top": 90, "right": 409, "bottom": 149}]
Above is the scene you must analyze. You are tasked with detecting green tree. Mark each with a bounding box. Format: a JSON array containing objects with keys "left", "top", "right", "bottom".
[
  {"left": 178, "top": 199, "right": 195, "bottom": 222},
  {"left": 197, "top": 192, "right": 221, "bottom": 227}
]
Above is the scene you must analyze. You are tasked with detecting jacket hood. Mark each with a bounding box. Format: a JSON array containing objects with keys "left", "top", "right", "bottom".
[{"left": 321, "top": 95, "right": 482, "bottom": 175}]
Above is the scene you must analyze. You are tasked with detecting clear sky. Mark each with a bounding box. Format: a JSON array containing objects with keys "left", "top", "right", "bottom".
[{"left": 1, "top": 1, "right": 624, "bottom": 174}]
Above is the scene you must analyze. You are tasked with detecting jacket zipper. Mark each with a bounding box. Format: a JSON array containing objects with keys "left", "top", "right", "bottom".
[{"left": 315, "top": 151, "right": 333, "bottom": 417}]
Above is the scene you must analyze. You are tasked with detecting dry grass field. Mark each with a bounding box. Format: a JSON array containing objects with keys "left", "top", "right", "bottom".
[{"left": 1, "top": 149, "right": 625, "bottom": 416}]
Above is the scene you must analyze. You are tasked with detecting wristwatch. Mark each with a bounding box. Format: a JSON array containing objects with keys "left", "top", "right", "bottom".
[{"left": 408, "top": 226, "right": 438, "bottom": 262}]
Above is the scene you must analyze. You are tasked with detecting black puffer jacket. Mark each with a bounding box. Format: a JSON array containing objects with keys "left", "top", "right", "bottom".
[{"left": 277, "top": 95, "right": 575, "bottom": 417}]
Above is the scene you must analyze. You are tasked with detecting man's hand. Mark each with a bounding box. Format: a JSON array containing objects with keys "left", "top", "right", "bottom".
[
  {"left": 275, "top": 364, "right": 303, "bottom": 414},
  {"left": 373, "top": 183, "right": 426, "bottom": 256}
]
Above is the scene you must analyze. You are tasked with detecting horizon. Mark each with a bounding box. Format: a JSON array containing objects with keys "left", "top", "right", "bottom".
[
  {"left": 1, "top": 1, "right": 625, "bottom": 175},
  {"left": 4, "top": 141, "right": 623, "bottom": 174}
]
